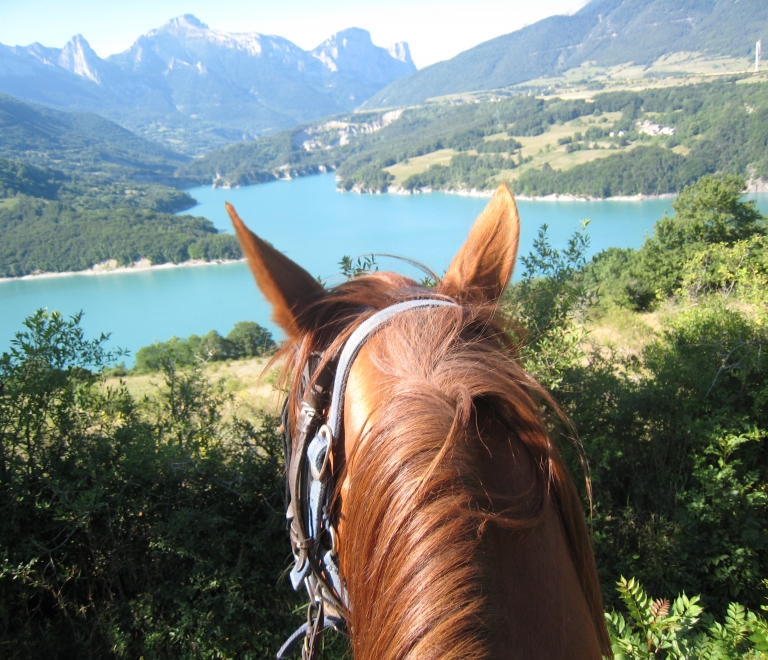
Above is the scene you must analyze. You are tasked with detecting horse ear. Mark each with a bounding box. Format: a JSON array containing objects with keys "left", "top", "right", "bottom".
[
  {"left": 226, "top": 202, "right": 325, "bottom": 338},
  {"left": 440, "top": 182, "right": 520, "bottom": 303}
]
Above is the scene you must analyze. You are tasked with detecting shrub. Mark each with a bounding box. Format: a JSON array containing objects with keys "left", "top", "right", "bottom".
[
  {"left": 506, "top": 183, "right": 767, "bottom": 616},
  {"left": 503, "top": 221, "right": 593, "bottom": 391},
  {"left": 0, "top": 311, "right": 299, "bottom": 659},
  {"left": 585, "top": 175, "right": 768, "bottom": 309},
  {"left": 607, "top": 577, "right": 768, "bottom": 659}
]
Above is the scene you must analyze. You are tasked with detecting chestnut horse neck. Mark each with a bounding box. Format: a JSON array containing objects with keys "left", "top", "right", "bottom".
[{"left": 280, "top": 274, "right": 610, "bottom": 660}]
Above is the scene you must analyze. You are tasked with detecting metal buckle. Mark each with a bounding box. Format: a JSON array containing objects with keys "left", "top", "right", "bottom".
[{"left": 308, "top": 425, "right": 333, "bottom": 481}]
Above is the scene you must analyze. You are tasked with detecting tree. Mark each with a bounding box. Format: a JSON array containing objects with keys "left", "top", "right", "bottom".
[
  {"left": 656, "top": 174, "right": 764, "bottom": 249},
  {"left": 225, "top": 321, "right": 275, "bottom": 359},
  {"left": 587, "top": 175, "right": 768, "bottom": 309}
]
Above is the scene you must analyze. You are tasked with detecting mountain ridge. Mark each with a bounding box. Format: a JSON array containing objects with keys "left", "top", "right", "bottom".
[
  {"left": 363, "top": 0, "right": 768, "bottom": 109},
  {"left": 0, "top": 16, "right": 415, "bottom": 153}
]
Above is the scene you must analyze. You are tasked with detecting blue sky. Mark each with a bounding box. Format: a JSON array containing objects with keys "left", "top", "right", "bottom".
[{"left": 0, "top": 0, "right": 587, "bottom": 68}]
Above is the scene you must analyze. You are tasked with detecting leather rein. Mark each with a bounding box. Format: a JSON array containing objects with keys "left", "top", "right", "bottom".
[{"left": 277, "top": 298, "right": 458, "bottom": 660}]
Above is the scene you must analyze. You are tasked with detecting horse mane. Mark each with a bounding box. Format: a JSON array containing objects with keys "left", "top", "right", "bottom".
[{"left": 274, "top": 272, "right": 610, "bottom": 659}]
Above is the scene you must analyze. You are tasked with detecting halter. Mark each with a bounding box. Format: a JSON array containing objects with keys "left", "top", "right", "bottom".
[{"left": 277, "top": 298, "right": 458, "bottom": 660}]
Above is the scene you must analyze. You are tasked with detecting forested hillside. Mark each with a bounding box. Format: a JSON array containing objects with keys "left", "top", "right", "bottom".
[
  {"left": 181, "top": 78, "right": 768, "bottom": 198},
  {"left": 363, "top": 0, "right": 768, "bottom": 108},
  {"left": 2, "top": 176, "right": 767, "bottom": 658},
  {"left": 0, "top": 156, "right": 240, "bottom": 277},
  {"left": 0, "top": 97, "right": 241, "bottom": 278},
  {"left": 0, "top": 198, "right": 240, "bottom": 278},
  {"left": 0, "top": 94, "right": 187, "bottom": 178}
]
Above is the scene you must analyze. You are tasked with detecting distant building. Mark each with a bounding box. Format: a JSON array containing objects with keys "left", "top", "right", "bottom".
[
  {"left": 636, "top": 120, "right": 675, "bottom": 136},
  {"left": 757, "top": 40, "right": 762, "bottom": 73}
]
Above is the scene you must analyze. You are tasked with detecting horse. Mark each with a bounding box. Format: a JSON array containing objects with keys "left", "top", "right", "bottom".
[{"left": 225, "top": 182, "right": 611, "bottom": 660}]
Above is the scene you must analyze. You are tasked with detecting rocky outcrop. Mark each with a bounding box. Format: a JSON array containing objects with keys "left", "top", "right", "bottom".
[{"left": 746, "top": 178, "right": 768, "bottom": 193}]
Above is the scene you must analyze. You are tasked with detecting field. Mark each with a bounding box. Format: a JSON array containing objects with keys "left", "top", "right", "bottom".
[
  {"left": 384, "top": 149, "right": 458, "bottom": 185},
  {"left": 426, "top": 53, "right": 766, "bottom": 109},
  {"left": 108, "top": 355, "right": 284, "bottom": 422},
  {"left": 513, "top": 52, "right": 763, "bottom": 99},
  {"left": 383, "top": 111, "right": 634, "bottom": 187}
]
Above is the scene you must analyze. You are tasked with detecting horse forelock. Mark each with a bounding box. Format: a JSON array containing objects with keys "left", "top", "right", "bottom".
[{"left": 274, "top": 274, "right": 610, "bottom": 659}]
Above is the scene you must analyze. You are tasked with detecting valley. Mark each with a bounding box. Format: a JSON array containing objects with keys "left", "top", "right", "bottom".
[
  {"left": 2, "top": 3, "right": 768, "bottom": 657},
  {"left": 0, "top": 0, "right": 766, "bottom": 279}
]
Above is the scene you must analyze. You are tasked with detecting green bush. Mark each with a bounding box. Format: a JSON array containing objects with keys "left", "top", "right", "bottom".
[
  {"left": 552, "top": 290, "right": 768, "bottom": 615},
  {"left": 585, "top": 175, "right": 767, "bottom": 309},
  {"left": 637, "top": 174, "right": 765, "bottom": 298},
  {"left": 503, "top": 220, "right": 592, "bottom": 391},
  {"left": 133, "top": 322, "right": 275, "bottom": 373},
  {"left": 607, "top": 577, "right": 768, "bottom": 659},
  {"left": 501, "top": 174, "right": 768, "bottom": 619},
  {"left": 0, "top": 311, "right": 298, "bottom": 659},
  {"left": 227, "top": 321, "right": 277, "bottom": 359}
]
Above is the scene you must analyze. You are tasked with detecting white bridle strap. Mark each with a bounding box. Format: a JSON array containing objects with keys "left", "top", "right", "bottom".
[{"left": 327, "top": 298, "right": 459, "bottom": 441}]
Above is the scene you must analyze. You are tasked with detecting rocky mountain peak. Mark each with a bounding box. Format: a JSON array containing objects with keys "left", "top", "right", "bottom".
[
  {"left": 387, "top": 42, "right": 413, "bottom": 66},
  {"left": 164, "top": 15, "right": 210, "bottom": 31},
  {"left": 57, "top": 34, "right": 103, "bottom": 83},
  {"left": 0, "top": 17, "right": 416, "bottom": 150},
  {"left": 311, "top": 28, "right": 415, "bottom": 82}
]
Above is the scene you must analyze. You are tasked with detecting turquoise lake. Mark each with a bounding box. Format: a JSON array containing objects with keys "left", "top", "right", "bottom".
[{"left": 2, "top": 174, "right": 766, "bottom": 361}]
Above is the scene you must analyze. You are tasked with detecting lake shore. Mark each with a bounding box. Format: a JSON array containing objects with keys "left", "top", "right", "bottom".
[
  {"left": 344, "top": 182, "right": 678, "bottom": 201},
  {"left": 441, "top": 189, "right": 679, "bottom": 202},
  {"left": 515, "top": 192, "right": 678, "bottom": 202},
  {"left": 0, "top": 257, "right": 245, "bottom": 283}
]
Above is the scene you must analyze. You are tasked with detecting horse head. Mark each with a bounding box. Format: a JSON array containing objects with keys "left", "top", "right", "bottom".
[{"left": 227, "top": 183, "right": 611, "bottom": 660}]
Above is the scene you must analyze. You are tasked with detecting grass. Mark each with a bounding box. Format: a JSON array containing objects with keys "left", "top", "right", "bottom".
[
  {"left": 646, "top": 51, "right": 753, "bottom": 77},
  {"left": 583, "top": 291, "right": 766, "bottom": 364},
  {"left": 513, "top": 112, "right": 622, "bottom": 157},
  {"left": 384, "top": 149, "right": 458, "bottom": 185},
  {"left": 518, "top": 52, "right": 767, "bottom": 103},
  {"left": 586, "top": 304, "right": 661, "bottom": 359},
  {"left": 106, "top": 355, "right": 285, "bottom": 422},
  {"left": 384, "top": 113, "right": 631, "bottom": 187},
  {"left": 501, "top": 113, "right": 630, "bottom": 183},
  {"left": 0, "top": 197, "right": 20, "bottom": 210}
]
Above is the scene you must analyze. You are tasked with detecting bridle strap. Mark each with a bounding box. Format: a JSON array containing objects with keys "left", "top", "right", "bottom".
[{"left": 327, "top": 298, "right": 458, "bottom": 440}]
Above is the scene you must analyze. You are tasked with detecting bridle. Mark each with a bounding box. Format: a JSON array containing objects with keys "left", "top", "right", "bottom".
[{"left": 277, "top": 298, "right": 458, "bottom": 660}]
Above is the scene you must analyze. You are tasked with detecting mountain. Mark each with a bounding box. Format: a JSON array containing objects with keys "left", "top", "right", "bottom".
[
  {"left": 363, "top": 0, "right": 768, "bottom": 108},
  {"left": 0, "top": 94, "right": 188, "bottom": 178},
  {"left": 0, "top": 16, "right": 415, "bottom": 153}
]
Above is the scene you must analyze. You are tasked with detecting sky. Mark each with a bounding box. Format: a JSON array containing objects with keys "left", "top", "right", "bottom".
[{"left": 0, "top": 0, "right": 588, "bottom": 68}]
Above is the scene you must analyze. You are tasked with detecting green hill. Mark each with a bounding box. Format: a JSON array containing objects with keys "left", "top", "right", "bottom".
[
  {"left": 0, "top": 154, "right": 241, "bottom": 278},
  {"left": 0, "top": 94, "right": 188, "bottom": 178},
  {"left": 0, "top": 198, "right": 241, "bottom": 278},
  {"left": 363, "top": 0, "right": 768, "bottom": 108},
  {"left": 0, "top": 158, "right": 65, "bottom": 200},
  {"left": 0, "top": 97, "right": 242, "bottom": 278}
]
